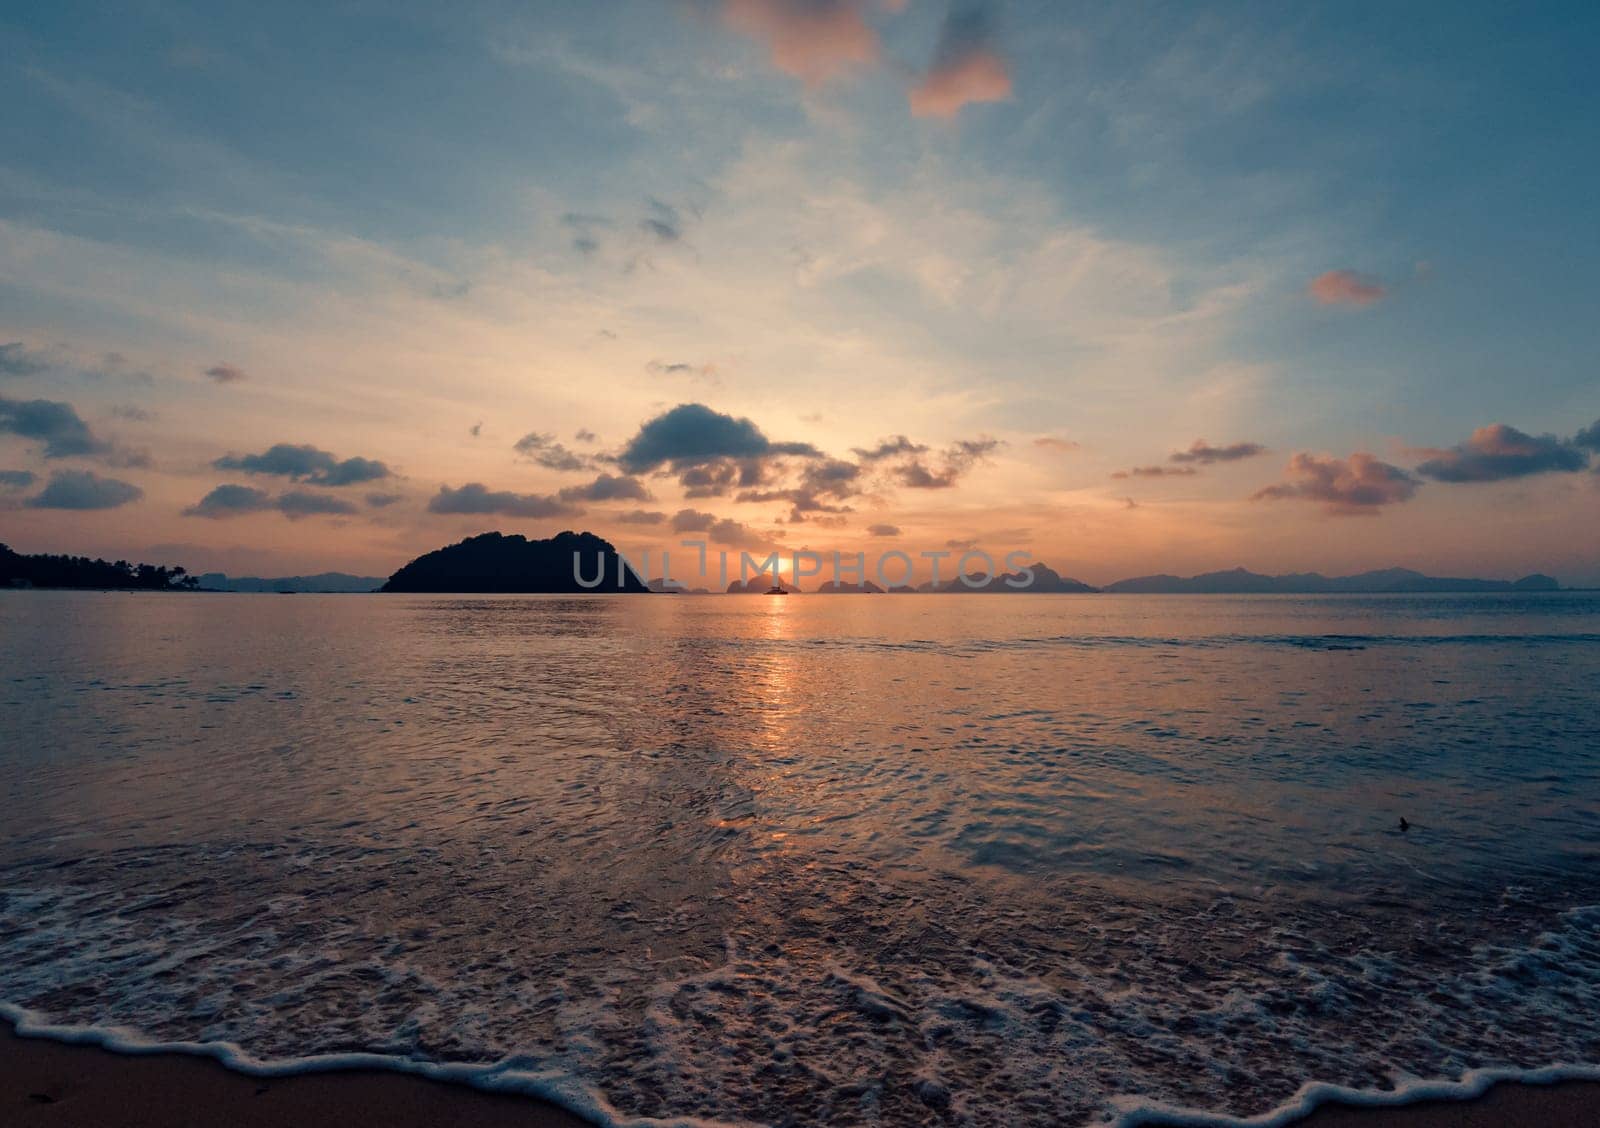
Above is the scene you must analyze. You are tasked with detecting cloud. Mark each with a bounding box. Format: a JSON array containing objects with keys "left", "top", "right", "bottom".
[
  {"left": 616, "top": 402, "right": 820, "bottom": 474},
  {"left": 276, "top": 490, "right": 359, "bottom": 519},
  {"left": 469, "top": 422, "right": 483, "bottom": 438},
  {"left": 852, "top": 435, "right": 927, "bottom": 461},
  {"left": 574, "top": 428, "right": 598, "bottom": 444},
  {"left": 204, "top": 362, "right": 247, "bottom": 383},
  {"left": 0, "top": 469, "right": 37, "bottom": 489},
  {"left": 213, "top": 443, "right": 394, "bottom": 486},
  {"left": 1111, "top": 465, "right": 1199, "bottom": 479},
  {"left": 1170, "top": 439, "right": 1267, "bottom": 464},
  {"left": 1308, "top": 270, "right": 1385, "bottom": 307},
  {"left": 1414, "top": 423, "right": 1589, "bottom": 482},
  {"left": 1572, "top": 419, "right": 1600, "bottom": 452},
  {"left": 894, "top": 437, "right": 1000, "bottom": 489},
  {"left": 110, "top": 404, "right": 153, "bottom": 421},
  {"left": 25, "top": 469, "right": 143, "bottom": 510},
  {"left": 719, "top": 0, "right": 881, "bottom": 86},
  {"left": 0, "top": 396, "right": 111, "bottom": 459},
  {"left": 1252, "top": 452, "right": 1418, "bottom": 514},
  {"left": 641, "top": 198, "right": 684, "bottom": 243},
  {"left": 867, "top": 523, "right": 900, "bottom": 536},
  {"left": 908, "top": 7, "right": 1012, "bottom": 118},
  {"left": 427, "top": 482, "right": 583, "bottom": 518},
  {"left": 669, "top": 507, "right": 771, "bottom": 547},
  {"left": 1033, "top": 436, "right": 1080, "bottom": 453},
  {"left": 557, "top": 473, "right": 653, "bottom": 503},
  {"left": 0, "top": 342, "right": 49, "bottom": 378},
  {"left": 365, "top": 492, "right": 403, "bottom": 508},
  {"left": 615, "top": 509, "right": 667, "bottom": 525},
  {"left": 562, "top": 212, "right": 613, "bottom": 255},
  {"left": 514, "top": 431, "right": 590, "bottom": 471},
  {"left": 646, "top": 359, "right": 720, "bottom": 384},
  {"left": 184, "top": 484, "right": 273, "bottom": 518},
  {"left": 184, "top": 483, "right": 360, "bottom": 519}
]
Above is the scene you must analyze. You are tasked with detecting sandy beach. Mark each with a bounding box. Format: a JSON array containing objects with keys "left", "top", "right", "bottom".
[
  {"left": 1, "top": 1024, "right": 591, "bottom": 1128},
  {"left": 6, "top": 1021, "right": 1597, "bottom": 1128}
]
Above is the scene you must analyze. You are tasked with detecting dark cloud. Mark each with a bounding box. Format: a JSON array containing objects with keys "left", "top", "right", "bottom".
[
  {"left": 184, "top": 484, "right": 273, "bottom": 518},
  {"left": 25, "top": 469, "right": 143, "bottom": 510},
  {"left": 513, "top": 432, "right": 590, "bottom": 472},
  {"left": 427, "top": 483, "right": 583, "bottom": 519},
  {"left": 0, "top": 396, "right": 111, "bottom": 459},
  {"left": 0, "top": 469, "right": 37, "bottom": 489},
  {"left": 669, "top": 508, "right": 770, "bottom": 548},
  {"left": 205, "top": 363, "right": 247, "bottom": 383},
  {"left": 1170, "top": 439, "right": 1267, "bottom": 465},
  {"left": 641, "top": 198, "right": 683, "bottom": 243},
  {"left": 909, "top": 6, "right": 1013, "bottom": 118},
  {"left": 737, "top": 458, "right": 862, "bottom": 521},
  {"left": 558, "top": 473, "right": 653, "bottom": 503},
  {"left": 0, "top": 341, "right": 49, "bottom": 378},
  {"left": 276, "top": 490, "right": 358, "bottom": 519},
  {"left": 616, "top": 402, "right": 820, "bottom": 474},
  {"left": 213, "top": 443, "right": 394, "bottom": 486},
  {"left": 1415, "top": 423, "right": 1589, "bottom": 482},
  {"left": 867, "top": 523, "right": 900, "bottom": 537},
  {"left": 1253, "top": 452, "right": 1418, "bottom": 514},
  {"left": 469, "top": 422, "right": 483, "bottom": 438},
  {"left": 574, "top": 428, "right": 598, "bottom": 444},
  {"left": 1111, "top": 466, "right": 1198, "bottom": 479},
  {"left": 562, "top": 212, "right": 612, "bottom": 255},
  {"left": 365, "top": 492, "right": 403, "bottom": 508},
  {"left": 615, "top": 509, "right": 667, "bottom": 525},
  {"left": 1573, "top": 419, "right": 1600, "bottom": 452},
  {"left": 852, "top": 435, "right": 928, "bottom": 462},
  {"left": 895, "top": 437, "right": 1000, "bottom": 489}
]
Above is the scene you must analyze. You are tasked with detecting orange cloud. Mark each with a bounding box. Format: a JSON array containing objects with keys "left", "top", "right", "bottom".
[
  {"left": 720, "top": 0, "right": 881, "bottom": 86},
  {"left": 1308, "top": 270, "right": 1385, "bottom": 306}
]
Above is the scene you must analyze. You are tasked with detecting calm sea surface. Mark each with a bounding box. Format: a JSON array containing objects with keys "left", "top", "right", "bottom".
[{"left": 2, "top": 591, "right": 1599, "bottom": 1125}]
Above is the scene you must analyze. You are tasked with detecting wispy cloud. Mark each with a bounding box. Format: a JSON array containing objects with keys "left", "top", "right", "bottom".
[{"left": 1308, "top": 270, "right": 1385, "bottom": 307}]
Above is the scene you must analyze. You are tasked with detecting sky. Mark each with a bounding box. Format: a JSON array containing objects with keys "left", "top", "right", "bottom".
[{"left": 2, "top": 0, "right": 1598, "bottom": 585}]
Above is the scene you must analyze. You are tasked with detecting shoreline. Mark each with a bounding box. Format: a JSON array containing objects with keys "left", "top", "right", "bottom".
[{"left": 6, "top": 1016, "right": 1599, "bottom": 1127}]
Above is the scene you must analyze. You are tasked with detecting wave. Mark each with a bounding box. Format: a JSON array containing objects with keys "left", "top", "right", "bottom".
[{"left": 6, "top": 999, "right": 1600, "bottom": 1128}]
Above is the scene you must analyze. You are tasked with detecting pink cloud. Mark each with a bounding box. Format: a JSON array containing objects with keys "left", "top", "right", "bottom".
[
  {"left": 1252, "top": 452, "right": 1418, "bottom": 515},
  {"left": 909, "top": 8, "right": 1012, "bottom": 118},
  {"left": 1308, "top": 270, "right": 1386, "bottom": 307},
  {"left": 910, "top": 48, "right": 1011, "bottom": 118},
  {"left": 720, "top": 0, "right": 881, "bottom": 86}
]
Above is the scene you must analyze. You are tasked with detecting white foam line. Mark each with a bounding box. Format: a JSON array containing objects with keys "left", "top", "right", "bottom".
[
  {"left": 9, "top": 1002, "right": 1600, "bottom": 1128},
  {"left": 0, "top": 1003, "right": 751, "bottom": 1128},
  {"left": 1108, "top": 1062, "right": 1600, "bottom": 1127}
]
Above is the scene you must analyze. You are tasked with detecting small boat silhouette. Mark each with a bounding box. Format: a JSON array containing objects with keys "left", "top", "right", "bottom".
[{"left": 764, "top": 584, "right": 788, "bottom": 595}]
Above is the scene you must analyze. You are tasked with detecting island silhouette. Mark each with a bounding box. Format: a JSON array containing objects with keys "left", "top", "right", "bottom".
[{"left": 380, "top": 531, "right": 650, "bottom": 593}]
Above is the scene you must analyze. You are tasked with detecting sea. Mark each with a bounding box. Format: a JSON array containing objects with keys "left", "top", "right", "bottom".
[{"left": 2, "top": 590, "right": 1598, "bottom": 1126}]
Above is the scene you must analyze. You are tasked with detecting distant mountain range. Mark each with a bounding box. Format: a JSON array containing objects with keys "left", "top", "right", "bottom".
[
  {"left": 197, "top": 572, "right": 384, "bottom": 593},
  {"left": 1099, "top": 567, "right": 1561, "bottom": 594}
]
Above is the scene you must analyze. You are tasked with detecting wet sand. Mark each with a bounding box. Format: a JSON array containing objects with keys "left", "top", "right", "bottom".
[
  {"left": 5, "top": 1020, "right": 1597, "bottom": 1127},
  {"left": 1, "top": 1024, "right": 591, "bottom": 1127}
]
